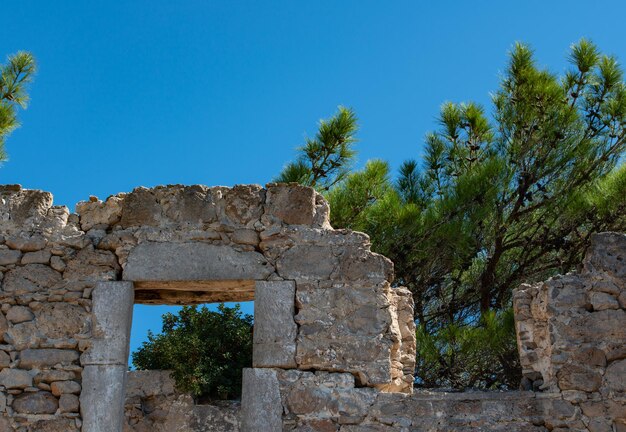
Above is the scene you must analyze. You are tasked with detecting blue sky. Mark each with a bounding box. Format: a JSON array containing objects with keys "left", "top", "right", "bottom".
[{"left": 2, "top": 1, "right": 626, "bottom": 357}]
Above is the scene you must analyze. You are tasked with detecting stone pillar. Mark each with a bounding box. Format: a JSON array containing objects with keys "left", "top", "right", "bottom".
[
  {"left": 80, "top": 281, "right": 134, "bottom": 432},
  {"left": 252, "top": 280, "right": 297, "bottom": 368},
  {"left": 241, "top": 368, "right": 282, "bottom": 432}
]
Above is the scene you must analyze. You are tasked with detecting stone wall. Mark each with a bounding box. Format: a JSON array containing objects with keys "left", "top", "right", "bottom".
[
  {"left": 0, "top": 183, "right": 414, "bottom": 431},
  {"left": 0, "top": 182, "right": 625, "bottom": 431},
  {"left": 124, "top": 370, "right": 240, "bottom": 432},
  {"left": 514, "top": 232, "right": 626, "bottom": 431}
]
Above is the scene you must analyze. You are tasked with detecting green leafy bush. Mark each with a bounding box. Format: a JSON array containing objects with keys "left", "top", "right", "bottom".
[{"left": 132, "top": 304, "right": 253, "bottom": 400}]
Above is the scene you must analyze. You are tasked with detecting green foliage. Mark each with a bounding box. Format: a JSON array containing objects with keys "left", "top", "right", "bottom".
[
  {"left": 415, "top": 310, "right": 520, "bottom": 389},
  {"left": 276, "top": 106, "right": 358, "bottom": 191},
  {"left": 0, "top": 52, "right": 36, "bottom": 162},
  {"left": 132, "top": 304, "right": 253, "bottom": 400},
  {"left": 277, "top": 39, "right": 626, "bottom": 388}
]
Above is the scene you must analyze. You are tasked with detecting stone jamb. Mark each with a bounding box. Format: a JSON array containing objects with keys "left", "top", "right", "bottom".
[{"left": 80, "top": 281, "right": 135, "bottom": 432}]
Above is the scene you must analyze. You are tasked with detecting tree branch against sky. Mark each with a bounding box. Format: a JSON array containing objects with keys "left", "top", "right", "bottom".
[
  {"left": 275, "top": 106, "right": 358, "bottom": 191},
  {"left": 0, "top": 51, "right": 35, "bottom": 163}
]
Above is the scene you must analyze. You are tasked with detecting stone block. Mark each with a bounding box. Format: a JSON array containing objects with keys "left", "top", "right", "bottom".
[
  {"left": 76, "top": 195, "right": 123, "bottom": 230},
  {"left": 21, "top": 249, "right": 51, "bottom": 265},
  {"left": 265, "top": 183, "right": 316, "bottom": 226},
  {"left": 0, "top": 350, "right": 9, "bottom": 368},
  {"left": 0, "top": 249, "right": 21, "bottom": 265},
  {"left": 253, "top": 281, "right": 297, "bottom": 368},
  {"left": 0, "top": 188, "right": 53, "bottom": 228},
  {"left": 51, "top": 379, "right": 81, "bottom": 396},
  {"left": 12, "top": 391, "right": 58, "bottom": 414},
  {"left": 81, "top": 364, "right": 127, "bottom": 432},
  {"left": 6, "top": 305, "right": 34, "bottom": 323},
  {"left": 59, "top": 393, "right": 80, "bottom": 413},
  {"left": 0, "top": 368, "right": 32, "bottom": 388},
  {"left": 224, "top": 184, "right": 265, "bottom": 225},
  {"left": 19, "top": 349, "right": 80, "bottom": 369},
  {"left": 119, "top": 187, "right": 162, "bottom": 228},
  {"left": 5, "top": 233, "right": 46, "bottom": 252},
  {"left": 276, "top": 245, "right": 336, "bottom": 280},
  {"left": 590, "top": 291, "right": 620, "bottom": 311},
  {"left": 81, "top": 281, "right": 134, "bottom": 366},
  {"left": 2, "top": 264, "right": 62, "bottom": 294},
  {"left": 123, "top": 242, "right": 273, "bottom": 281},
  {"left": 241, "top": 368, "right": 282, "bottom": 432},
  {"left": 605, "top": 359, "right": 626, "bottom": 393},
  {"left": 34, "top": 302, "right": 89, "bottom": 339}
]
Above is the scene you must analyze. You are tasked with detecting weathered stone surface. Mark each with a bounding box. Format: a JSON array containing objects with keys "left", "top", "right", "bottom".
[
  {"left": 26, "top": 419, "right": 79, "bottom": 432},
  {"left": 6, "top": 233, "right": 46, "bottom": 252},
  {"left": 51, "top": 380, "right": 81, "bottom": 396},
  {"left": 0, "top": 311, "right": 7, "bottom": 342},
  {"left": 82, "top": 281, "right": 134, "bottom": 366},
  {"left": 124, "top": 242, "right": 273, "bottom": 281},
  {"left": 76, "top": 195, "right": 123, "bottom": 230},
  {"left": 59, "top": 393, "right": 80, "bottom": 413},
  {"left": 0, "top": 368, "right": 32, "bottom": 388},
  {"left": 2, "top": 186, "right": 625, "bottom": 431},
  {"left": 241, "top": 368, "right": 282, "bottom": 432},
  {"left": 265, "top": 184, "right": 316, "bottom": 225},
  {"left": 0, "top": 350, "right": 10, "bottom": 367},
  {"left": 119, "top": 187, "right": 162, "bottom": 228},
  {"left": 253, "top": 281, "right": 297, "bottom": 368},
  {"left": 557, "top": 363, "right": 602, "bottom": 392},
  {"left": 0, "top": 188, "right": 53, "bottom": 228},
  {"left": 81, "top": 364, "right": 127, "bottom": 432},
  {"left": 0, "top": 249, "right": 21, "bottom": 265},
  {"left": 276, "top": 244, "right": 336, "bottom": 280},
  {"left": 13, "top": 391, "right": 58, "bottom": 414},
  {"left": 584, "top": 232, "right": 626, "bottom": 278},
  {"left": 34, "top": 370, "right": 76, "bottom": 384},
  {"left": 604, "top": 359, "right": 626, "bottom": 393},
  {"left": 590, "top": 291, "right": 620, "bottom": 310},
  {"left": 6, "top": 305, "right": 34, "bottom": 323},
  {"left": 63, "top": 244, "right": 120, "bottom": 282},
  {"left": 224, "top": 184, "right": 264, "bottom": 225},
  {"left": 4, "top": 321, "right": 40, "bottom": 350},
  {"left": 21, "top": 249, "right": 51, "bottom": 265},
  {"left": 19, "top": 349, "right": 80, "bottom": 369},
  {"left": 2, "top": 264, "right": 61, "bottom": 294},
  {"left": 295, "top": 283, "right": 394, "bottom": 385}
]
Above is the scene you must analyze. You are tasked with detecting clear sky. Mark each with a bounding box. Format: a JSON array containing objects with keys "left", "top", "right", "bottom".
[{"left": 2, "top": 1, "right": 626, "bottom": 357}]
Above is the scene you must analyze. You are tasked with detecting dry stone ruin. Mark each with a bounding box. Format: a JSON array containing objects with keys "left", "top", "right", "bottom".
[{"left": 0, "top": 183, "right": 623, "bottom": 431}]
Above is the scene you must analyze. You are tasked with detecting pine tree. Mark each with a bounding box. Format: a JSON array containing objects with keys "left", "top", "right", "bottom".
[
  {"left": 0, "top": 51, "right": 36, "bottom": 162},
  {"left": 277, "top": 40, "right": 626, "bottom": 388}
]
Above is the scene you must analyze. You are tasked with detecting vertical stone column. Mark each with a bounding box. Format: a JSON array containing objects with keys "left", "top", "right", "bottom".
[
  {"left": 80, "top": 281, "right": 134, "bottom": 432},
  {"left": 241, "top": 368, "right": 283, "bottom": 432},
  {"left": 252, "top": 280, "right": 297, "bottom": 368},
  {"left": 241, "top": 281, "right": 297, "bottom": 431}
]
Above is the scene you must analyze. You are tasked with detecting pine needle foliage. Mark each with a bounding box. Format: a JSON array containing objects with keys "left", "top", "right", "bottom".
[
  {"left": 0, "top": 51, "right": 36, "bottom": 162},
  {"left": 278, "top": 40, "right": 626, "bottom": 388},
  {"left": 276, "top": 106, "right": 358, "bottom": 191},
  {"left": 132, "top": 304, "right": 253, "bottom": 401}
]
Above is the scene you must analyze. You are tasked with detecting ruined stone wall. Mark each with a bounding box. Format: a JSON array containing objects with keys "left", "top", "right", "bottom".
[
  {"left": 0, "top": 183, "right": 413, "bottom": 431},
  {"left": 1, "top": 182, "right": 625, "bottom": 431},
  {"left": 514, "top": 232, "right": 626, "bottom": 431}
]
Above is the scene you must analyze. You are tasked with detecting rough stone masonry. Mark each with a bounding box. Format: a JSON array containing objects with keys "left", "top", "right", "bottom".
[{"left": 0, "top": 183, "right": 623, "bottom": 431}]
